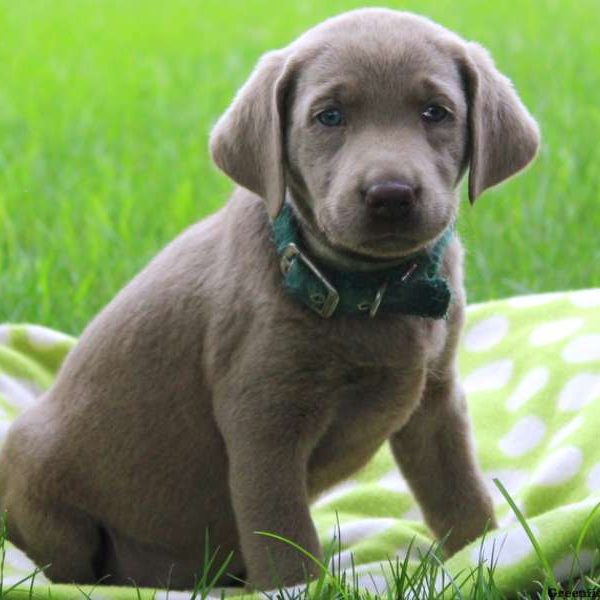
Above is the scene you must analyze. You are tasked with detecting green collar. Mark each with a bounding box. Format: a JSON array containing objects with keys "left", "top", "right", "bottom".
[{"left": 272, "top": 204, "right": 453, "bottom": 319}]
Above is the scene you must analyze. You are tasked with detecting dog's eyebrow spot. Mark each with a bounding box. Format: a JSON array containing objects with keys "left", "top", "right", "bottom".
[
  {"left": 305, "top": 78, "right": 363, "bottom": 107},
  {"left": 415, "top": 76, "right": 463, "bottom": 108}
]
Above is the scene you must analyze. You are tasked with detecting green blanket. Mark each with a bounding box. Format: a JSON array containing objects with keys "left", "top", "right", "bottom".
[{"left": 1, "top": 289, "right": 599, "bottom": 598}]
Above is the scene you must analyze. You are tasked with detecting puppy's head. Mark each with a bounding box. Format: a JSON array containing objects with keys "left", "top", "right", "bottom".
[{"left": 210, "top": 9, "right": 540, "bottom": 258}]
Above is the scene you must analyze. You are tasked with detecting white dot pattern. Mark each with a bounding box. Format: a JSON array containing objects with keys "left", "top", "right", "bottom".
[
  {"left": 529, "top": 318, "right": 583, "bottom": 346},
  {"left": 557, "top": 373, "right": 600, "bottom": 411},
  {"left": 498, "top": 416, "right": 546, "bottom": 457},
  {"left": 463, "top": 359, "right": 513, "bottom": 393},
  {"left": 587, "top": 463, "right": 600, "bottom": 493},
  {"left": 464, "top": 316, "right": 509, "bottom": 352},
  {"left": 562, "top": 335, "right": 600, "bottom": 363},
  {"left": 470, "top": 525, "right": 539, "bottom": 567},
  {"left": 505, "top": 367, "right": 549, "bottom": 412},
  {"left": 531, "top": 446, "right": 583, "bottom": 486},
  {"left": 570, "top": 289, "right": 600, "bottom": 308}
]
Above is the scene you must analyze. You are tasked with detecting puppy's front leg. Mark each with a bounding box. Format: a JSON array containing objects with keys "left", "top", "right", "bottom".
[
  {"left": 226, "top": 430, "right": 322, "bottom": 589},
  {"left": 389, "top": 375, "right": 496, "bottom": 555}
]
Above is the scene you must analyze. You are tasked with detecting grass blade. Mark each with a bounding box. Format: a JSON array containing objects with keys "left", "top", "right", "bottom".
[{"left": 493, "top": 478, "right": 559, "bottom": 589}]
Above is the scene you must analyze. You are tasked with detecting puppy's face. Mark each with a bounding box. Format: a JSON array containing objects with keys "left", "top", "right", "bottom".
[
  {"left": 210, "top": 10, "right": 539, "bottom": 258},
  {"left": 286, "top": 31, "right": 468, "bottom": 257}
]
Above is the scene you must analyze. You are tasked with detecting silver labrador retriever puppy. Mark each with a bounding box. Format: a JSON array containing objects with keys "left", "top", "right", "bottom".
[{"left": 0, "top": 8, "right": 539, "bottom": 591}]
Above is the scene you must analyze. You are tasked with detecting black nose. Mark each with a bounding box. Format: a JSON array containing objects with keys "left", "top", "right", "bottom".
[{"left": 364, "top": 181, "right": 417, "bottom": 219}]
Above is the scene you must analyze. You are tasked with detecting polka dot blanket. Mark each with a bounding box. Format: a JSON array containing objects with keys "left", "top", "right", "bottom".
[{"left": 0, "top": 289, "right": 599, "bottom": 599}]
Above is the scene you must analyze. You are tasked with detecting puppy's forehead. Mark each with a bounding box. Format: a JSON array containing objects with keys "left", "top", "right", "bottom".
[
  {"left": 292, "top": 10, "right": 465, "bottom": 103},
  {"left": 302, "top": 43, "right": 460, "bottom": 95}
]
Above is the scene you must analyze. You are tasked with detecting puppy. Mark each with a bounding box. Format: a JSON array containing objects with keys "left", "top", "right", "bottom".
[{"left": 0, "top": 8, "right": 539, "bottom": 591}]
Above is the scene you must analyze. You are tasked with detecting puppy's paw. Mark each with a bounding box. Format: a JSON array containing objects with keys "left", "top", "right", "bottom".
[{"left": 440, "top": 511, "right": 498, "bottom": 557}]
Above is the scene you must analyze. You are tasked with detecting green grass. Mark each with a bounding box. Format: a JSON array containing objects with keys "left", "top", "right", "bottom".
[
  {"left": 1, "top": 493, "right": 599, "bottom": 600},
  {"left": 0, "top": 0, "right": 599, "bottom": 335}
]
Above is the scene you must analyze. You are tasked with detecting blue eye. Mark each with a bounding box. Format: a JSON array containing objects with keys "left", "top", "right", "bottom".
[
  {"left": 316, "top": 108, "right": 344, "bottom": 127},
  {"left": 422, "top": 104, "right": 450, "bottom": 123}
]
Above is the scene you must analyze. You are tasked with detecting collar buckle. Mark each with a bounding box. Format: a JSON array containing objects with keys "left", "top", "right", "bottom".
[{"left": 280, "top": 243, "right": 340, "bottom": 318}]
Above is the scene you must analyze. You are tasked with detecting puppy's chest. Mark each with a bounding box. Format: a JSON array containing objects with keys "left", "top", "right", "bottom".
[
  {"left": 321, "top": 313, "right": 444, "bottom": 372},
  {"left": 306, "top": 361, "right": 427, "bottom": 497},
  {"left": 317, "top": 318, "right": 439, "bottom": 431},
  {"left": 330, "top": 362, "right": 425, "bottom": 433},
  {"left": 304, "top": 318, "right": 442, "bottom": 473}
]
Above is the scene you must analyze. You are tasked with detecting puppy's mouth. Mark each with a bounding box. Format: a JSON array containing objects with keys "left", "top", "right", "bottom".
[{"left": 307, "top": 225, "right": 430, "bottom": 271}]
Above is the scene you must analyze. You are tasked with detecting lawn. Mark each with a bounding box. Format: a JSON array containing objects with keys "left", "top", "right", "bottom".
[{"left": 0, "top": 0, "right": 599, "bottom": 334}]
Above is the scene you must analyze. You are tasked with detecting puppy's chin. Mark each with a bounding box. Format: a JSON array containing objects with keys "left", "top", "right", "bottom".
[
  {"left": 355, "top": 236, "right": 431, "bottom": 259},
  {"left": 309, "top": 235, "right": 421, "bottom": 271},
  {"left": 323, "top": 225, "right": 449, "bottom": 262}
]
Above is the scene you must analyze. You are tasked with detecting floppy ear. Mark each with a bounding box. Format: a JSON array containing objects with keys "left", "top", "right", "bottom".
[
  {"left": 209, "top": 50, "right": 295, "bottom": 219},
  {"left": 461, "top": 43, "right": 540, "bottom": 203}
]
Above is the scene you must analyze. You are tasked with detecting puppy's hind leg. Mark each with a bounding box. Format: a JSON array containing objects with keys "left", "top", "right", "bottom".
[{"left": 4, "top": 492, "right": 105, "bottom": 584}]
